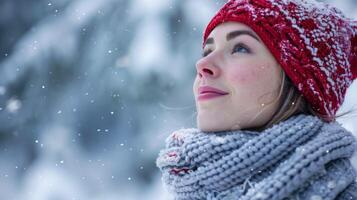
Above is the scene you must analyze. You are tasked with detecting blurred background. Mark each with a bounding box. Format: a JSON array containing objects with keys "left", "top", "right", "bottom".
[{"left": 0, "top": 0, "right": 356, "bottom": 199}]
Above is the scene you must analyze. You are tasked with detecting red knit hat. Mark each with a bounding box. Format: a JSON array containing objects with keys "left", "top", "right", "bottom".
[{"left": 203, "top": 0, "right": 357, "bottom": 121}]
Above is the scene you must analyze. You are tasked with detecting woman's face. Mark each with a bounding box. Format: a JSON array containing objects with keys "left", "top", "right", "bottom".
[{"left": 193, "top": 22, "right": 283, "bottom": 132}]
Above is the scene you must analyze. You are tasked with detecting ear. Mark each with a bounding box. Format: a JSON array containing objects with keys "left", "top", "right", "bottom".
[{"left": 350, "top": 20, "right": 357, "bottom": 80}]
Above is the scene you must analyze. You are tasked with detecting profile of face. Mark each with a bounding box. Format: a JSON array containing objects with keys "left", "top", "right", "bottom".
[{"left": 193, "top": 22, "right": 283, "bottom": 132}]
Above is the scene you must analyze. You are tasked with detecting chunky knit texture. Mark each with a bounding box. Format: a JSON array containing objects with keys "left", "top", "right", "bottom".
[
  {"left": 156, "top": 114, "right": 357, "bottom": 200},
  {"left": 203, "top": 0, "right": 357, "bottom": 120}
]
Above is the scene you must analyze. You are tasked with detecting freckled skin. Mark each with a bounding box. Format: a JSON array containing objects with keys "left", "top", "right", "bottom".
[
  {"left": 193, "top": 22, "right": 283, "bottom": 132},
  {"left": 229, "top": 66, "right": 252, "bottom": 84}
]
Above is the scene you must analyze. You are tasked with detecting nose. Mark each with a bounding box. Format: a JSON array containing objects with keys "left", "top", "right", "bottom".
[{"left": 195, "top": 56, "right": 220, "bottom": 79}]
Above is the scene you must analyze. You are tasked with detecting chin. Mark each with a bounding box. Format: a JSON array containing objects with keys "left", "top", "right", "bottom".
[
  {"left": 197, "top": 116, "right": 244, "bottom": 132},
  {"left": 198, "top": 126, "right": 220, "bottom": 132},
  {"left": 197, "top": 119, "right": 225, "bottom": 132}
]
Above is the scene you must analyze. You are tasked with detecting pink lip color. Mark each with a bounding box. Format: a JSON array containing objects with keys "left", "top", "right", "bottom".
[
  {"left": 198, "top": 86, "right": 229, "bottom": 101},
  {"left": 198, "top": 92, "right": 228, "bottom": 101}
]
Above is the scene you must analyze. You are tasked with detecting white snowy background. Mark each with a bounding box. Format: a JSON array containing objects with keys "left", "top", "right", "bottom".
[{"left": 0, "top": 0, "right": 356, "bottom": 199}]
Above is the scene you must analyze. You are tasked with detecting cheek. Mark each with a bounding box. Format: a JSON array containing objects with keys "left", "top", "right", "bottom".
[
  {"left": 227, "top": 62, "right": 280, "bottom": 98},
  {"left": 227, "top": 64, "right": 267, "bottom": 85}
]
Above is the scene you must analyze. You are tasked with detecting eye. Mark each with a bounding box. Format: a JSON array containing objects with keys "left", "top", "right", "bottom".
[
  {"left": 202, "top": 49, "right": 212, "bottom": 57},
  {"left": 232, "top": 43, "right": 251, "bottom": 54}
]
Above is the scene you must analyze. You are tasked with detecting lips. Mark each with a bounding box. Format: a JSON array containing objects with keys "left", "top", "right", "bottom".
[{"left": 198, "top": 86, "right": 229, "bottom": 101}]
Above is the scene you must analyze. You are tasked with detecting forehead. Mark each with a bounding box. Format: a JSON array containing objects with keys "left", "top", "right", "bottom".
[{"left": 208, "top": 22, "right": 255, "bottom": 38}]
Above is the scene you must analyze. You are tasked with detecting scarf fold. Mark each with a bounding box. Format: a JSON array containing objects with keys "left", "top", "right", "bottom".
[{"left": 156, "top": 114, "right": 357, "bottom": 200}]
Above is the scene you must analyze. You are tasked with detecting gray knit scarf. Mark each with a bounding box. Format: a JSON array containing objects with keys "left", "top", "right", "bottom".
[{"left": 156, "top": 114, "right": 357, "bottom": 200}]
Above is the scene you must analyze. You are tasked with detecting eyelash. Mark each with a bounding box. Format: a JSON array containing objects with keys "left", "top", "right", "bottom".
[
  {"left": 232, "top": 43, "right": 251, "bottom": 54},
  {"left": 202, "top": 43, "right": 251, "bottom": 57},
  {"left": 202, "top": 50, "right": 212, "bottom": 57}
]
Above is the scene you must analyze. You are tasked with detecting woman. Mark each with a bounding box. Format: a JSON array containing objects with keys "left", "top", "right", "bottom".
[{"left": 157, "top": 0, "right": 357, "bottom": 199}]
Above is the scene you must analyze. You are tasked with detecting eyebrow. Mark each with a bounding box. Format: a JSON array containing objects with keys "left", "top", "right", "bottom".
[
  {"left": 205, "top": 30, "right": 261, "bottom": 46},
  {"left": 227, "top": 30, "right": 261, "bottom": 42}
]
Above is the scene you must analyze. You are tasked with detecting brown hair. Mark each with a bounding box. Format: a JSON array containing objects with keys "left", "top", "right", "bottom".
[{"left": 253, "top": 71, "right": 354, "bottom": 131}]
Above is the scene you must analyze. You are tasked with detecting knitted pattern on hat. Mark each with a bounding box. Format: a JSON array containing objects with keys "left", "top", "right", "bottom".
[
  {"left": 156, "top": 114, "right": 357, "bottom": 200},
  {"left": 203, "top": 0, "right": 357, "bottom": 120}
]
